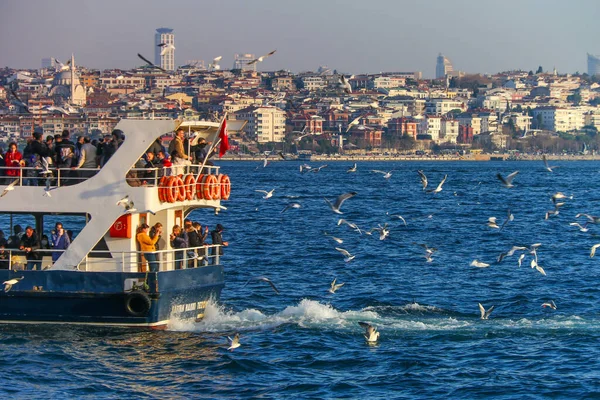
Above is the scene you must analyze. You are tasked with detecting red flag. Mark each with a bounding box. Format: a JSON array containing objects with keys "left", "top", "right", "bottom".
[{"left": 218, "top": 118, "right": 230, "bottom": 158}]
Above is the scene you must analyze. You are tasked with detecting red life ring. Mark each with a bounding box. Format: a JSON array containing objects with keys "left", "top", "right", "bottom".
[
  {"left": 203, "top": 175, "right": 217, "bottom": 200},
  {"left": 219, "top": 174, "right": 231, "bottom": 200},
  {"left": 158, "top": 175, "right": 167, "bottom": 202},
  {"left": 175, "top": 175, "right": 185, "bottom": 202},
  {"left": 166, "top": 176, "right": 177, "bottom": 203},
  {"left": 184, "top": 174, "right": 195, "bottom": 201},
  {"left": 195, "top": 174, "right": 205, "bottom": 199}
]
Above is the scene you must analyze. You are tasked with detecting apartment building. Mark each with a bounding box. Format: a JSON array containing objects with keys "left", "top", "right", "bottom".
[
  {"left": 234, "top": 105, "right": 286, "bottom": 143},
  {"left": 532, "top": 107, "right": 585, "bottom": 132}
]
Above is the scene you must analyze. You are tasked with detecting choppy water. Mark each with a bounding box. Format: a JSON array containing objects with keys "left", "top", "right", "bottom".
[{"left": 3, "top": 160, "right": 600, "bottom": 399}]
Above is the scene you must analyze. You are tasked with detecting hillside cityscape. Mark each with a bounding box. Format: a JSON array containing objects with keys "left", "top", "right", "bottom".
[{"left": 2, "top": 28, "right": 600, "bottom": 158}]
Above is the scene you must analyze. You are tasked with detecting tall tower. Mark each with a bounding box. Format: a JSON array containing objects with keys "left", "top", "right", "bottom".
[
  {"left": 155, "top": 28, "right": 175, "bottom": 71},
  {"left": 233, "top": 54, "right": 257, "bottom": 72},
  {"left": 588, "top": 53, "right": 600, "bottom": 76},
  {"left": 435, "top": 53, "right": 453, "bottom": 79}
]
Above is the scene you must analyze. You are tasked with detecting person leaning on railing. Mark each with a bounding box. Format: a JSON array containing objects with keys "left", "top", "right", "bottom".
[
  {"left": 5, "top": 142, "right": 22, "bottom": 182},
  {"left": 170, "top": 225, "right": 188, "bottom": 270},
  {"left": 137, "top": 223, "right": 162, "bottom": 272}
]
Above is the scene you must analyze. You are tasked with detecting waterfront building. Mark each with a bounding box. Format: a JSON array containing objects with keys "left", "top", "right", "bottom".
[
  {"left": 387, "top": 117, "right": 418, "bottom": 139},
  {"left": 425, "top": 98, "right": 465, "bottom": 116},
  {"left": 435, "top": 53, "right": 453, "bottom": 79},
  {"left": 233, "top": 54, "right": 257, "bottom": 72},
  {"left": 440, "top": 118, "right": 459, "bottom": 144},
  {"left": 234, "top": 105, "right": 286, "bottom": 143},
  {"left": 302, "top": 75, "right": 326, "bottom": 92},
  {"left": 587, "top": 53, "right": 600, "bottom": 76},
  {"left": 154, "top": 28, "right": 175, "bottom": 71},
  {"left": 532, "top": 107, "right": 584, "bottom": 132},
  {"left": 419, "top": 115, "right": 441, "bottom": 141}
]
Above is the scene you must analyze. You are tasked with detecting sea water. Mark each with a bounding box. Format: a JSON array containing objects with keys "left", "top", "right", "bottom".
[{"left": 2, "top": 160, "right": 600, "bottom": 399}]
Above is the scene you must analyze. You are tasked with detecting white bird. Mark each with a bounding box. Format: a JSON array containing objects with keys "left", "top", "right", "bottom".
[
  {"left": 551, "top": 192, "right": 572, "bottom": 204},
  {"left": 347, "top": 163, "right": 357, "bottom": 173},
  {"left": 497, "top": 245, "right": 527, "bottom": 263},
  {"left": 500, "top": 209, "right": 514, "bottom": 230},
  {"left": 576, "top": 213, "right": 600, "bottom": 224},
  {"left": 329, "top": 278, "right": 345, "bottom": 294},
  {"left": 358, "top": 322, "right": 379, "bottom": 342},
  {"left": 281, "top": 203, "right": 301, "bottom": 213},
  {"left": 1, "top": 178, "right": 19, "bottom": 197},
  {"left": 243, "top": 276, "right": 280, "bottom": 294},
  {"left": 590, "top": 243, "right": 600, "bottom": 258},
  {"left": 517, "top": 253, "right": 525, "bottom": 267},
  {"left": 471, "top": 260, "right": 490, "bottom": 268},
  {"left": 337, "top": 219, "right": 361, "bottom": 234},
  {"left": 530, "top": 259, "right": 546, "bottom": 276},
  {"left": 10, "top": 90, "right": 31, "bottom": 113},
  {"left": 387, "top": 213, "right": 407, "bottom": 226},
  {"left": 542, "top": 155, "right": 558, "bottom": 172},
  {"left": 487, "top": 217, "right": 500, "bottom": 229},
  {"left": 478, "top": 303, "right": 495, "bottom": 320},
  {"left": 39, "top": 157, "right": 53, "bottom": 176},
  {"left": 426, "top": 174, "right": 447, "bottom": 194},
  {"left": 157, "top": 42, "right": 175, "bottom": 56},
  {"left": 371, "top": 170, "right": 392, "bottom": 179},
  {"left": 325, "top": 192, "right": 357, "bottom": 214},
  {"left": 324, "top": 232, "right": 343, "bottom": 244},
  {"left": 44, "top": 105, "right": 70, "bottom": 115},
  {"left": 255, "top": 189, "right": 275, "bottom": 199},
  {"left": 335, "top": 247, "right": 355, "bottom": 262},
  {"left": 247, "top": 49, "right": 277, "bottom": 65},
  {"left": 3, "top": 276, "right": 24, "bottom": 292},
  {"left": 346, "top": 115, "right": 362, "bottom": 133},
  {"left": 417, "top": 170, "right": 428, "bottom": 190},
  {"left": 542, "top": 300, "right": 557, "bottom": 310},
  {"left": 209, "top": 56, "right": 223, "bottom": 70},
  {"left": 310, "top": 165, "right": 328, "bottom": 173},
  {"left": 43, "top": 177, "right": 53, "bottom": 197},
  {"left": 116, "top": 195, "right": 135, "bottom": 211},
  {"left": 569, "top": 222, "right": 589, "bottom": 233},
  {"left": 497, "top": 171, "right": 519, "bottom": 188},
  {"left": 227, "top": 333, "right": 241, "bottom": 351},
  {"left": 368, "top": 224, "right": 390, "bottom": 241},
  {"left": 414, "top": 242, "right": 437, "bottom": 256},
  {"left": 338, "top": 75, "right": 353, "bottom": 94}
]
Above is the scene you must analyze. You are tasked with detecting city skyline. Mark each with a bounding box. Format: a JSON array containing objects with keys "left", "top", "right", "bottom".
[{"left": 1, "top": 0, "right": 599, "bottom": 78}]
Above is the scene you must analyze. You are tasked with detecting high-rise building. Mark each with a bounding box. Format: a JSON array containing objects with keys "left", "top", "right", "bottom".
[
  {"left": 435, "top": 53, "right": 453, "bottom": 79},
  {"left": 41, "top": 57, "right": 58, "bottom": 69},
  {"left": 233, "top": 54, "right": 256, "bottom": 72},
  {"left": 588, "top": 53, "right": 600, "bottom": 76},
  {"left": 155, "top": 28, "right": 175, "bottom": 71}
]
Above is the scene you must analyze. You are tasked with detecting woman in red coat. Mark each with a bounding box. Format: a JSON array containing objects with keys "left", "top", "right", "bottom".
[{"left": 5, "top": 142, "right": 22, "bottom": 179}]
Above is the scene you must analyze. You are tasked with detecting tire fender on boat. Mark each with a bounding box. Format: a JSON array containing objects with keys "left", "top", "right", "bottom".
[{"left": 125, "top": 291, "right": 151, "bottom": 317}]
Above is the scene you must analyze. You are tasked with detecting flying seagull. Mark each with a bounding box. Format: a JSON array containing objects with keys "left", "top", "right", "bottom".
[
  {"left": 426, "top": 174, "right": 447, "bottom": 194},
  {"left": 542, "top": 300, "right": 557, "bottom": 310},
  {"left": 247, "top": 50, "right": 277, "bottom": 65},
  {"left": 325, "top": 192, "right": 357, "bottom": 214},
  {"left": 590, "top": 243, "right": 600, "bottom": 258},
  {"left": 227, "top": 333, "right": 241, "bottom": 351},
  {"left": 471, "top": 260, "right": 490, "bottom": 268},
  {"left": 569, "top": 222, "right": 589, "bottom": 233},
  {"left": 1, "top": 178, "right": 19, "bottom": 197},
  {"left": 338, "top": 75, "right": 353, "bottom": 94},
  {"left": 137, "top": 53, "right": 167, "bottom": 72},
  {"left": 347, "top": 163, "right": 357, "bottom": 173},
  {"left": 324, "top": 232, "right": 343, "bottom": 244},
  {"left": 335, "top": 247, "right": 355, "bottom": 262},
  {"left": 417, "top": 170, "right": 428, "bottom": 190},
  {"left": 478, "top": 303, "right": 495, "bottom": 320},
  {"left": 497, "top": 171, "right": 519, "bottom": 188},
  {"left": 281, "top": 202, "right": 301, "bottom": 213},
  {"left": 576, "top": 213, "right": 600, "bottom": 224},
  {"left": 157, "top": 42, "right": 175, "bottom": 56},
  {"left": 358, "top": 321, "right": 379, "bottom": 342},
  {"left": 497, "top": 245, "right": 527, "bottom": 263},
  {"left": 371, "top": 170, "right": 392, "bottom": 179},
  {"left": 255, "top": 189, "right": 275, "bottom": 199},
  {"left": 542, "top": 155, "right": 558, "bottom": 172},
  {"left": 3, "top": 276, "right": 24, "bottom": 292},
  {"left": 329, "top": 278, "right": 345, "bottom": 294},
  {"left": 500, "top": 209, "right": 514, "bottom": 230},
  {"left": 10, "top": 90, "right": 31, "bottom": 113},
  {"left": 243, "top": 276, "right": 280, "bottom": 294},
  {"left": 337, "top": 218, "right": 362, "bottom": 234},
  {"left": 116, "top": 195, "right": 135, "bottom": 211},
  {"left": 209, "top": 56, "right": 222, "bottom": 70}
]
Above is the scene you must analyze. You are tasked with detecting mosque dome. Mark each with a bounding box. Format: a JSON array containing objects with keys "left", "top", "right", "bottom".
[{"left": 53, "top": 70, "right": 81, "bottom": 86}]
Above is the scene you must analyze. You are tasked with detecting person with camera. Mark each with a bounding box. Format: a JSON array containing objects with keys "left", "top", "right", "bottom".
[{"left": 137, "top": 223, "right": 162, "bottom": 272}]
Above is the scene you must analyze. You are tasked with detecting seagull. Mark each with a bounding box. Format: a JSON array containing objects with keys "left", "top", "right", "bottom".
[
  {"left": 497, "top": 171, "right": 519, "bottom": 188},
  {"left": 414, "top": 242, "right": 437, "bottom": 256},
  {"left": 338, "top": 75, "right": 353, "bottom": 94},
  {"left": 542, "top": 155, "right": 558, "bottom": 172},
  {"left": 243, "top": 276, "right": 280, "bottom": 294},
  {"left": 299, "top": 164, "right": 312, "bottom": 173},
  {"left": 545, "top": 202, "right": 564, "bottom": 220},
  {"left": 281, "top": 203, "right": 301, "bottom": 213},
  {"left": 368, "top": 224, "right": 390, "bottom": 240},
  {"left": 3, "top": 276, "right": 24, "bottom": 292},
  {"left": 39, "top": 157, "right": 53, "bottom": 176},
  {"left": 358, "top": 322, "right": 379, "bottom": 342},
  {"left": 255, "top": 189, "right": 275, "bottom": 199},
  {"left": 116, "top": 195, "right": 135, "bottom": 211},
  {"left": 575, "top": 213, "right": 600, "bottom": 224},
  {"left": 347, "top": 163, "right": 357, "bottom": 173},
  {"left": 517, "top": 253, "right": 525, "bottom": 267},
  {"left": 337, "top": 219, "right": 361, "bottom": 234},
  {"left": 471, "top": 260, "right": 490, "bottom": 268},
  {"left": 551, "top": 192, "right": 572, "bottom": 204},
  {"left": 325, "top": 192, "right": 357, "bottom": 214},
  {"left": 500, "top": 209, "right": 514, "bottom": 230},
  {"left": 371, "top": 170, "right": 392, "bottom": 179},
  {"left": 487, "top": 217, "right": 500, "bottom": 229},
  {"left": 44, "top": 105, "right": 70, "bottom": 115},
  {"left": 310, "top": 165, "right": 328, "bottom": 173},
  {"left": 530, "top": 259, "right": 546, "bottom": 276},
  {"left": 329, "top": 278, "right": 345, "bottom": 294},
  {"left": 10, "top": 90, "right": 31, "bottom": 113},
  {"left": 209, "top": 56, "right": 222, "bottom": 70},
  {"left": 346, "top": 115, "right": 362, "bottom": 133},
  {"left": 1, "top": 178, "right": 19, "bottom": 197},
  {"left": 157, "top": 42, "right": 176, "bottom": 56},
  {"left": 426, "top": 174, "right": 447, "bottom": 194},
  {"left": 227, "top": 333, "right": 241, "bottom": 351},
  {"left": 590, "top": 243, "right": 600, "bottom": 257},
  {"left": 497, "top": 245, "right": 527, "bottom": 263},
  {"left": 417, "top": 170, "right": 428, "bottom": 190},
  {"left": 478, "top": 303, "right": 495, "bottom": 320},
  {"left": 137, "top": 53, "right": 167, "bottom": 72},
  {"left": 323, "top": 232, "right": 343, "bottom": 244},
  {"left": 569, "top": 222, "right": 589, "bottom": 232},
  {"left": 43, "top": 177, "right": 53, "bottom": 197},
  {"left": 247, "top": 49, "right": 277, "bottom": 65},
  {"left": 278, "top": 151, "right": 286, "bottom": 160},
  {"left": 335, "top": 247, "right": 355, "bottom": 262},
  {"left": 542, "top": 300, "right": 557, "bottom": 310},
  {"left": 387, "top": 213, "right": 407, "bottom": 226},
  {"left": 424, "top": 252, "right": 434, "bottom": 263}
]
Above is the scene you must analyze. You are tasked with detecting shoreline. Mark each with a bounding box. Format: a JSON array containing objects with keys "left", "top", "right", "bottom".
[{"left": 220, "top": 154, "right": 600, "bottom": 162}]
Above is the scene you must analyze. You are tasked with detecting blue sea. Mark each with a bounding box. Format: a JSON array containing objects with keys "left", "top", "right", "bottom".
[{"left": 3, "top": 160, "right": 600, "bottom": 399}]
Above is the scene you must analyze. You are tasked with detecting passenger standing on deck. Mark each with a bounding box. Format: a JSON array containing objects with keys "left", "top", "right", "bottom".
[
  {"left": 20, "top": 226, "right": 42, "bottom": 270},
  {"left": 5, "top": 142, "right": 22, "bottom": 182},
  {"left": 170, "top": 225, "right": 188, "bottom": 270},
  {"left": 193, "top": 221, "right": 209, "bottom": 265},
  {"left": 185, "top": 220, "right": 201, "bottom": 268},
  {"left": 73, "top": 137, "right": 98, "bottom": 179},
  {"left": 168, "top": 128, "right": 191, "bottom": 175},
  {"left": 210, "top": 224, "right": 228, "bottom": 264},
  {"left": 55, "top": 130, "right": 76, "bottom": 185},
  {"left": 137, "top": 223, "right": 162, "bottom": 272},
  {"left": 149, "top": 222, "right": 163, "bottom": 251},
  {"left": 51, "top": 222, "right": 71, "bottom": 263}
]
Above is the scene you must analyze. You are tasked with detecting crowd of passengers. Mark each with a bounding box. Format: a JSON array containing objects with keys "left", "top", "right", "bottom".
[
  {"left": 0, "top": 219, "right": 228, "bottom": 272},
  {"left": 0, "top": 127, "right": 216, "bottom": 186}
]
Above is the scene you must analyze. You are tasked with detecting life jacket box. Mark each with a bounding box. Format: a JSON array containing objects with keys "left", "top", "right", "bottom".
[{"left": 110, "top": 214, "right": 132, "bottom": 238}]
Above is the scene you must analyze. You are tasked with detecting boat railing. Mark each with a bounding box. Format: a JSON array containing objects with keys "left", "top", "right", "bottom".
[
  {"left": 0, "top": 164, "right": 220, "bottom": 189},
  {"left": 2, "top": 244, "right": 222, "bottom": 272}
]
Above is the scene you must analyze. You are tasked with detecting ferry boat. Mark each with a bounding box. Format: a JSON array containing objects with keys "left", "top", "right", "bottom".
[{"left": 0, "top": 119, "right": 229, "bottom": 329}]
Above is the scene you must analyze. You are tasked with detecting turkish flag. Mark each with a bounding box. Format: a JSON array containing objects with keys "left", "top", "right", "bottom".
[{"left": 218, "top": 118, "right": 230, "bottom": 158}]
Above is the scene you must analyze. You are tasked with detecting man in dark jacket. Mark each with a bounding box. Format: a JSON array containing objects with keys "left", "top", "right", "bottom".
[
  {"left": 210, "top": 224, "right": 228, "bottom": 263},
  {"left": 54, "top": 130, "right": 76, "bottom": 185},
  {"left": 19, "top": 226, "right": 42, "bottom": 270}
]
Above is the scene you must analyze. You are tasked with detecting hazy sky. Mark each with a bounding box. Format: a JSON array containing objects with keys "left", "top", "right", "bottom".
[{"left": 1, "top": 0, "right": 599, "bottom": 77}]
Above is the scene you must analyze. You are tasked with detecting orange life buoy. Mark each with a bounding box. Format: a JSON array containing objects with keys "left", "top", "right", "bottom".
[
  {"left": 195, "top": 174, "right": 205, "bottom": 199},
  {"left": 220, "top": 174, "right": 231, "bottom": 200},
  {"left": 183, "top": 174, "right": 195, "bottom": 201},
  {"left": 158, "top": 175, "right": 167, "bottom": 202},
  {"left": 166, "top": 176, "right": 177, "bottom": 203},
  {"left": 175, "top": 175, "right": 185, "bottom": 202},
  {"left": 203, "top": 175, "right": 217, "bottom": 200}
]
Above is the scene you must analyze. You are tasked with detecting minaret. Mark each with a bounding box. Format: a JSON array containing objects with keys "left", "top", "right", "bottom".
[{"left": 70, "top": 53, "right": 75, "bottom": 104}]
